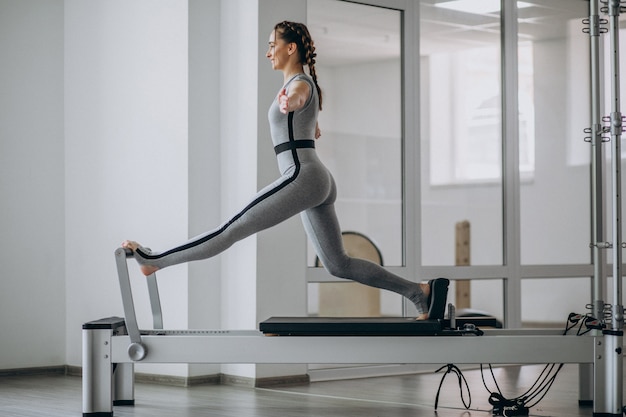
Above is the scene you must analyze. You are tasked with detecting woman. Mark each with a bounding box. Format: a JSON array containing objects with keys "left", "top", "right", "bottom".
[{"left": 123, "top": 21, "right": 448, "bottom": 319}]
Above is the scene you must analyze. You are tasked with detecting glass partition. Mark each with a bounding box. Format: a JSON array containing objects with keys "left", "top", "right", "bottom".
[
  {"left": 518, "top": 0, "right": 590, "bottom": 265},
  {"left": 306, "top": 0, "right": 404, "bottom": 317},
  {"left": 522, "top": 277, "right": 591, "bottom": 327},
  {"left": 419, "top": 1, "right": 503, "bottom": 266},
  {"left": 307, "top": 0, "right": 403, "bottom": 268}
]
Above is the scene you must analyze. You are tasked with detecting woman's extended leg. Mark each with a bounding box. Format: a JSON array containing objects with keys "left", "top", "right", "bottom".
[
  {"left": 124, "top": 170, "right": 325, "bottom": 275},
  {"left": 300, "top": 203, "right": 431, "bottom": 318}
]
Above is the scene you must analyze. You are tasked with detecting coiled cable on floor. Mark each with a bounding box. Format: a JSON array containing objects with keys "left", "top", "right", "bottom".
[
  {"left": 481, "top": 312, "right": 591, "bottom": 416},
  {"left": 481, "top": 362, "right": 564, "bottom": 416},
  {"left": 434, "top": 363, "right": 471, "bottom": 410}
]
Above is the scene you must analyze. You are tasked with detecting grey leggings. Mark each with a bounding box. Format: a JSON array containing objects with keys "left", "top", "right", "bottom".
[{"left": 134, "top": 146, "right": 426, "bottom": 313}]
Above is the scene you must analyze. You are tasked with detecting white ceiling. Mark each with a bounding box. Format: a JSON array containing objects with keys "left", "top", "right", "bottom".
[
  {"left": 307, "top": 0, "right": 401, "bottom": 66},
  {"left": 307, "top": 0, "right": 591, "bottom": 66}
]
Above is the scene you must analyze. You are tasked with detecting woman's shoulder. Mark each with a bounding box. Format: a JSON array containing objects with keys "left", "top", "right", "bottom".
[{"left": 289, "top": 73, "right": 314, "bottom": 87}]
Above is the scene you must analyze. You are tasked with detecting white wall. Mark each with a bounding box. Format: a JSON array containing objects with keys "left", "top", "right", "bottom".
[
  {"left": 64, "top": 0, "right": 189, "bottom": 376},
  {"left": 217, "top": 0, "right": 259, "bottom": 380},
  {"left": 0, "top": 0, "right": 66, "bottom": 369},
  {"left": 255, "top": 0, "right": 309, "bottom": 380},
  {"left": 187, "top": 0, "right": 222, "bottom": 378}
]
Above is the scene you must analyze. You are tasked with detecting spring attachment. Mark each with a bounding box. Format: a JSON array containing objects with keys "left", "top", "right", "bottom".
[
  {"left": 585, "top": 302, "right": 612, "bottom": 314},
  {"left": 582, "top": 16, "right": 608, "bottom": 35},
  {"left": 602, "top": 114, "right": 626, "bottom": 135},
  {"left": 599, "top": 0, "right": 626, "bottom": 14},
  {"left": 584, "top": 126, "right": 611, "bottom": 143},
  {"left": 590, "top": 241, "right": 613, "bottom": 249}
]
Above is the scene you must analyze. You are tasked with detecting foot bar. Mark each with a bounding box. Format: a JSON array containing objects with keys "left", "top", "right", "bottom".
[{"left": 115, "top": 247, "right": 165, "bottom": 361}]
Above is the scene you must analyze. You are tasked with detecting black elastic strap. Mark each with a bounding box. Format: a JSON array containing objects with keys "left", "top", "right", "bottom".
[
  {"left": 434, "top": 364, "right": 472, "bottom": 411},
  {"left": 274, "top": 139, "right": 315, "bottom": 155}
]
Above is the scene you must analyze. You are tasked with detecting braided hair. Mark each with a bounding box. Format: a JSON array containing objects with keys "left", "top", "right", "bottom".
[{"left": 274, "top": 21, "right": 323, "bottom": 111}]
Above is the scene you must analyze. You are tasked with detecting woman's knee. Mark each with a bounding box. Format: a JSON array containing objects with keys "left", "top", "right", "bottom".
[{"left": 320, "top": 255, "right": 352, "bottom": 278}]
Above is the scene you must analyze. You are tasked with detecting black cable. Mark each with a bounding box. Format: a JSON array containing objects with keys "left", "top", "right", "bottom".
[
  {"left": 481, "top": 363, "right": 504, "bottom": 396},
  {"left": 564, "top": 312, "right": 583, "bottom": 334},
  {"left": 434, "top": 364, "right": 471, "bottom": 410},
  {"left": 479, "top": 312, "right": 583, "bottom": 415},
  {"left": 495, "top": 362, "right": 562, "bottom": 409},
  {"left": 525, "top": 364, "right": 564, "bottom": 408},
  {"left": 515, "top": 363, "right": 551, "bottom": 400}
]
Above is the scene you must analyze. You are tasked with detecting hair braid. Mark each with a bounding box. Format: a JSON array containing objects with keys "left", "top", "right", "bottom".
[{"left": 275, "top": 21, "right": 323, "bottom": 111}]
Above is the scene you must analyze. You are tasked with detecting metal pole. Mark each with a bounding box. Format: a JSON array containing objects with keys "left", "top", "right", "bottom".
[
  {"left": 588, "top": 0, "right": 607, "bottom": 323},
  {"left": 593, "top": 1, "right": 624, "bottom": 415},
  {"left": 608, "top": 0, "right": 625, "bottom": 331},
  {"left": 582, "top": 0, "right": 607, "bottom": 407}
]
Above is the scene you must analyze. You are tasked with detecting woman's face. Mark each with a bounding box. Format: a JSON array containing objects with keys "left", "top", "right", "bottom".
[{"left": 266, "top": 30, "right": 290, "bottom": 71}]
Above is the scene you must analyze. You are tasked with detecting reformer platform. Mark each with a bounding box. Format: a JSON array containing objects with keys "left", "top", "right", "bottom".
[
  {"left": 82, "top": 247, "right": 597, "bottom": 417},
  {"left": 258, "top": 316, "right": 497, "bottom": 336}
]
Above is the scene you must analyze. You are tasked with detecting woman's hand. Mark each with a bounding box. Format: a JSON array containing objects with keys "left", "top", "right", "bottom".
[
  {"left": 277, "top": 81, "right": 310, "bottom": 114},
  {"left": 278, "top": 88, "right": 290, "bottom": 113}
]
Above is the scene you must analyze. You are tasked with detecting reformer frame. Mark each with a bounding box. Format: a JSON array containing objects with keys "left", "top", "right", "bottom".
[{"left": 82, "top": 247, "right": 596, "bottom": 416}]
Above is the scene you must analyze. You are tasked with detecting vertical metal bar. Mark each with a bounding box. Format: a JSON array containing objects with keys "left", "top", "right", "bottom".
[
  {"left": 594, "top": 0, "right": 624, "bottom": 416},
  {"left": 115, "top": 248, "right": 147, "bottom": 361},
  {"left": 501, "top": 0, "right": 522, "bottom": 328},
  {"left": 405, "top": 0, "right": 420, "bottom": 317},
  {"left": 146, "top": 273, "right": 164, "bottom": 330},
  {"left": 115, "top": 248, "right": 143, "bottom": 344},
  {"left": 589, "top": 0, "right": 607, "bottom": 324},
  {"left": 113, "top": 362, "right": 135, "bottom": 406},
  {"left": 578, "top": 363, "right": 594, "bottom": 406},
  {"left": 608, "top": 0, "right": 624, "bottom": 331},
  {"left": 587, "top": 1, "right": 616, "bottom": 412},
  {"left": 594, "top": 1, "right": 624, "bottom": 416}
]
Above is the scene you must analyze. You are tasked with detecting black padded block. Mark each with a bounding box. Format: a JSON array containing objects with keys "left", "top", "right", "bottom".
[
  {"left": 259, "top": 317, "right": 444, "bottom": 336},
  {"left": 83, "top": 316, "right": 126, "bottom": 330}
]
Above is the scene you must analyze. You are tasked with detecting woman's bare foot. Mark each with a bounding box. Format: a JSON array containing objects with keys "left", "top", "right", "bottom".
[
  {"left": 415, "top": 313, "right": 429, "bottom": 320},
  {"left": 411, "top": 282, "right": 432, "bottom": 320},
  {"left": 121, "top": 240, "right": 160, "bottom": 276},
  {"left": 121, "top": 240, "right": 141, "bottom": 251}
]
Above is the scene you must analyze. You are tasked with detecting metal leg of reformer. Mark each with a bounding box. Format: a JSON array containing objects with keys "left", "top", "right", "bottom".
[
  {"left": 82, "top": 328, "right": 114, "bottom": 416},
  {"left": 113, "top": 361, "right": 135, "bottom": 407},
  {"left": 82, "top": 317, "right": 129, "bottom": 417},
  {"left": 594, "top": 332, "right": 624, "bottom": 416},
  {"left": 578, "top": 363, "right": 594, "bottom": 406}
]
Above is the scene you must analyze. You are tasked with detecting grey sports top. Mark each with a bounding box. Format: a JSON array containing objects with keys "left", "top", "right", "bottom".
[{"left": 268, "top": 73, "right": 319, "bottom": 147}]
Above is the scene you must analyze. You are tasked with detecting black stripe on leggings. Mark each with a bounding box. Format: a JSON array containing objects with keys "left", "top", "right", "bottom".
[{"left": 138, "top": 112, "right": 301, "bottom": 260}]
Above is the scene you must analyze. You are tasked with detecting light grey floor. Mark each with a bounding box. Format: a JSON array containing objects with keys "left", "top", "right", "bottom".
[{"left": 0, "top": 364, "right": 608, "bottom": 417}]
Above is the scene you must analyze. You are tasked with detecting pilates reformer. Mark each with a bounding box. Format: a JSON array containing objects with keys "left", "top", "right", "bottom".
[
  {"left": 82, "top": 1, "right": 626, "bottom": 416},
  {"left": 82, "top": 247, "right": 596, "bottom": 416}
]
